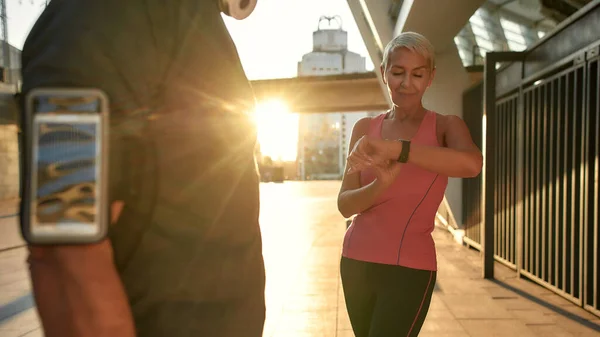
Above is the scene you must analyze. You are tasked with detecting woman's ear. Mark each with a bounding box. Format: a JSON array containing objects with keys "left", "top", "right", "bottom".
[
  {"left": 427, "top": 67, "right": 436, "bottom": 88},
  {"left": 380, "top": 64, "right": 387, "bottom": 85}
]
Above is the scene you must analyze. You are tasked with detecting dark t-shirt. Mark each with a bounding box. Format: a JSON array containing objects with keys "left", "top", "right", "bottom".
[{"left": 21, "top": 0, "right": 264, "bottom": 310}]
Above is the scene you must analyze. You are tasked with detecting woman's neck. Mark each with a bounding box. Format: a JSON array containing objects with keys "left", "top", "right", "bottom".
[{"left": 389, "top": 105, "right": 426, "bottom": 123}]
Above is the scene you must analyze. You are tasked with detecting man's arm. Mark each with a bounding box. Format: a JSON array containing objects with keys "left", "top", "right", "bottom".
[{"left": 29, "top": 203, "right": 135, "bottom": 337}]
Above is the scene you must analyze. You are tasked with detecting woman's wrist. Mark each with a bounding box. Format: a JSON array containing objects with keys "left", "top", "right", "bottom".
[
  {"left": 372, "top": 176, "right": 393, "bottom": 191},
  {"left": 386, "top": 139, "right": 403, "bottom": 161}
]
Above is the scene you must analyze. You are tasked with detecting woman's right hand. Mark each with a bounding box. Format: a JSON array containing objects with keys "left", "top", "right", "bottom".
[
  {"left": 372, "top": 159, "right": 403, "bottom": 188},
  {"left": 346, "top": 140, "right": 403, "bottom": 188}
]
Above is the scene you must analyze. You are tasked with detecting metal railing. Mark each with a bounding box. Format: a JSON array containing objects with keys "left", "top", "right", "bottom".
[
  {"left": 494, "top": 93, "right": 519, "bottom": 270},
  {"left": 436, "top": 195, "right": 465, "bottom": 246},
  {"left": 520, "top": 62, "right": 587, "bottom": 305},
  {"left": 461, "top": 2, "right": 600, "bottom": 317}
]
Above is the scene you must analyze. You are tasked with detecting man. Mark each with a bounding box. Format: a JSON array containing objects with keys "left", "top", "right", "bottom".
[{"left": 21, "top": 0, "right": 265, "bottom": 336}]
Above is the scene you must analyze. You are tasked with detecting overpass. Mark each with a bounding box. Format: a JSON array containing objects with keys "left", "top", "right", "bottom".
[{"left": 250, "top": 72, "right": 388, "bottom": 113}]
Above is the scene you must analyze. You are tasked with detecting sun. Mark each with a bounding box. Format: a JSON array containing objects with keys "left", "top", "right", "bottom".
[{"left": 253, "top": 100, "right": 299, "bottom": 162}]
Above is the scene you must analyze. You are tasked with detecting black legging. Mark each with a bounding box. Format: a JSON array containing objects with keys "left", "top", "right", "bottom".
[{"left": 340, "top": 257, "right": 436, "bottom": 337}]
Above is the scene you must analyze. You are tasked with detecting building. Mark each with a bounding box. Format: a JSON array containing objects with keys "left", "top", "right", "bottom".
[
  {"left": 0, "top": 41, "right": 22, "bottom": 87},
  {"left": 297, "top": 16, "right": 379, "bottom": 180}
]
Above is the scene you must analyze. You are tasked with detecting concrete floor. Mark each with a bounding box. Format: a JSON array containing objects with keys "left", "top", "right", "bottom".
[{"left": 1, "top": 181, "right": 599, "bottom": 336}]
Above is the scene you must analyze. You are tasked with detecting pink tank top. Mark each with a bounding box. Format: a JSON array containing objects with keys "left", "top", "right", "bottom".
[{"left": 342, "top": 111, "right": 448, "bottom": 271}]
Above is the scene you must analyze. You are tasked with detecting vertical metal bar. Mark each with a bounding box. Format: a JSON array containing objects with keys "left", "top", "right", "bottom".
[
  {"left": 531, "top": 87, "right": 537, "bottom": 275},
  {"left": 509, "top": 94, "right": 519, "bottom": 267},
  {"left": 531, "top": 87, "right": 536, "bottom": 275},
  {"left": 502, "top": 101, "right": 507, "bottom": 261},
  {"left": 494, "top": 105, "right": 498, "bottom": 255},
  {"left": 549, "top": 79, "right": 556, "bottom": 286},
  {"left": 571, "top": 70, "right": 577, "bottom": 298},
  {"left": 541, "top": 84, "right": 547, "bottom": 282},
  {"left": 517, "top": 88, "right": 525, "bottom": 275},
  {"left": 534, "top": 87, "right": 543, "bottom": 277},
  {"left": 578, "top": 65, "right": 586, "bottom": 303},
  {"left": 501, "top": 103, "right": 506, "bottom": 260},
  {"left": 527, "top": 89, "right": 533, "bottom": 273},
  {"left": 495, "top": 104, "right": 500, "bottom": 258},
  {"left": 557, "top": 75, "right": 563, "bottom": 289},
  {"left": 523, "top": 90, "right": 532, "bottom": 272},
  {"left": 563, "top": 73, "right": 569, "bottom": 293},
  {"left": 566, "top": 70, "right": 574, "bottom": 295},
  {"left": 582, "top": 62, "right": 590, "bottom": 307},
  {"left": 510, "top": 97, "right": 515, "bottom": 265},
  {"left": 501, "top": 101, "right": 504, "bottom": 260},
  {"left": 506, "top": 99, "right": 510, "bottom": 262},
  {"left": 594, "top": 59, "right": 599, "bottom": 311},
  {"left": 506, "top": 99, "right": 510, "bottom": 263},
  {"left": 523, "top": 90, "right": 529, "bottom": 272},
  {"left": 497, "top": 101, "right": 502, "bottom": 260},
  {"left": 483, "top": 53, "right": 497, "bottom": 279},
  {"left": 529, "top": 88, "right": 537, "bottom": 275}
]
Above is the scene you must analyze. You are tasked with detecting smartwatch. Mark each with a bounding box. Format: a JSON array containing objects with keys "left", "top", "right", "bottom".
[{"left": 397, "top": 139, "right": 411, "bottom": 163}]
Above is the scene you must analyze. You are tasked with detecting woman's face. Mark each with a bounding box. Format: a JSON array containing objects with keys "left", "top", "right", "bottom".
[{"left": 380, "top": 47, "right": 435, "bottom": 109}]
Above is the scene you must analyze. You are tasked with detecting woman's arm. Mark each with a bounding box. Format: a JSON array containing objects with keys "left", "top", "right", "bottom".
[
  {"left": 353, "top": 115, "right": 482, "bottom": 178},
  {"left": 337, "top": 118, "right": 392, "bottom": 218}
]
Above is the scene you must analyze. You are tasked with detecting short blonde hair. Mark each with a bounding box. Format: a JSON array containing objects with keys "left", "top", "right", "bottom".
[{"left": 382, "top": 32, "right": 435, "bottom": 71}]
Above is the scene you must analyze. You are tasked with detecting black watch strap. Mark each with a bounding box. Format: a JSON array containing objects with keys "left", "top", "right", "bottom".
[{"left": 397, "top": 139, "right": 411, "bottom": 163}]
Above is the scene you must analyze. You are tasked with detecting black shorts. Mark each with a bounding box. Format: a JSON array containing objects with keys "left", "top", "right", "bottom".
[{"left": 340, "top": 257, "right": 436, "bottom": 337}]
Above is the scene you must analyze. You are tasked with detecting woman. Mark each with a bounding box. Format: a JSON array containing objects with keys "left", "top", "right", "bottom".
[{"left": 337, "top": 32, "right": 482, "bottom": 336}]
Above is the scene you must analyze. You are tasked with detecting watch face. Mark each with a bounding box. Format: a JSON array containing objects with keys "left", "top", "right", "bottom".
[{"left": 398, "top": 140, "right": 410, "bottom": 163}]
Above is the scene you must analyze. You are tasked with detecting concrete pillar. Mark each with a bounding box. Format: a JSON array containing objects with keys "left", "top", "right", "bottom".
[
  {"left": 423, "top": 45, "right": 475, "bottom": 226},
  {"left": 0, "top": 124, "right": 19, "bottom": 200}
]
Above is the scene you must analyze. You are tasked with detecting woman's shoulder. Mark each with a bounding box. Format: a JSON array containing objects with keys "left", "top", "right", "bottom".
[
  {"left": 352, "top": 112, "right": 386, "bottom": 135},
  {"left": 431, "top": 112, "right": 467, "bottom": 146},
  {"left": 432, "top": 111, "right": 466, "bottom": 127}
]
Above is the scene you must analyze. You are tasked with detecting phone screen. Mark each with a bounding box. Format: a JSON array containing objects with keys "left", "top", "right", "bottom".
[{"left": 30, "top": 95, "right": 104, "bottom": 236}]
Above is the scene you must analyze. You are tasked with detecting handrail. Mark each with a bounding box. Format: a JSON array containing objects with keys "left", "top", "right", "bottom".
[
  {"left": 437, "top": 195, "right": 459, "bottom": 229},
  {"left": 436, "top": 195, "right": 465, "bottom": 244}
]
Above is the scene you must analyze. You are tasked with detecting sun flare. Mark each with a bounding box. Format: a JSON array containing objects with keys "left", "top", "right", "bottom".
[{"left": 253, "top": 100, "right": 299, "bottom": 162}]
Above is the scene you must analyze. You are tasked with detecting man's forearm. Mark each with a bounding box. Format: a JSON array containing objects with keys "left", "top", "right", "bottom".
[{"left": 29, "top": 240, "right": 136, "bottom": 337}]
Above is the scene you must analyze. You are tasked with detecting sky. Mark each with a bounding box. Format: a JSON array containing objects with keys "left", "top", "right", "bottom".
[
  {"left": 7, "top": 0, "right": 374, "bottom": 80},
  {"left": 7, "top": 0, "right": 375, "bottom": 162},
  {"left": 6, "top": 0, "right": 46, "bottom": 50}
]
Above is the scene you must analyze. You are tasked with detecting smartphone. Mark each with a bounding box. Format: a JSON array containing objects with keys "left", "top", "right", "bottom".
[{"left": 21, "top": 88, "right": 109, "bottom": 244}]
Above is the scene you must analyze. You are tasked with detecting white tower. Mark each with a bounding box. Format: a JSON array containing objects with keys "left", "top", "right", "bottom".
[
  {"left": 298, "top": 16, "right": 366, "bottom": 76},
  {"left": 297, "top": 16, "right": 370, "bottom": 180}
]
